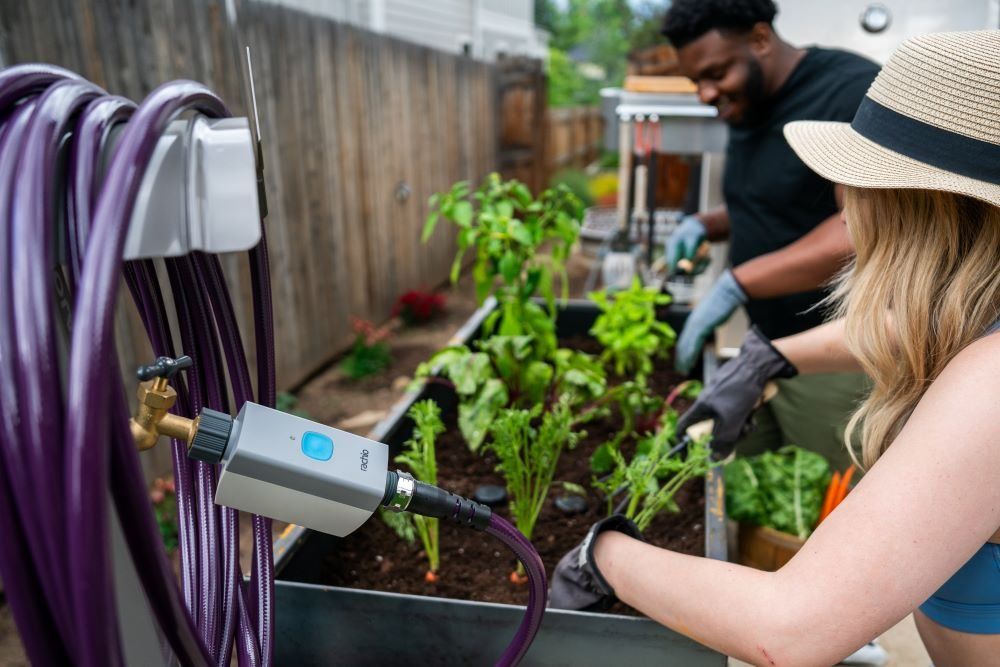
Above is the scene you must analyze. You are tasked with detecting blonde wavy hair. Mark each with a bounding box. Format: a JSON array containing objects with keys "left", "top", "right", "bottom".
[{"left": 831, "top": 187, "right": 1000, "bottom": 469}]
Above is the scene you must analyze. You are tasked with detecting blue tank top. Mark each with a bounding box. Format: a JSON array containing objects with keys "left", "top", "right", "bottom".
[{"left": 918, "top": 317, "right": 1000, "bottom": 634}]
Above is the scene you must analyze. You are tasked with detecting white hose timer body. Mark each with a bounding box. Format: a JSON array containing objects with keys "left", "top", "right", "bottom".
[{"left": 194, "top": 402, "right": 390, "bottom": 536}]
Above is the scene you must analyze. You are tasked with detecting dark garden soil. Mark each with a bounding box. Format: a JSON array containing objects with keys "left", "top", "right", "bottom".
[{"left": 320, "top": 337, "right": 705, "bottom": 616}]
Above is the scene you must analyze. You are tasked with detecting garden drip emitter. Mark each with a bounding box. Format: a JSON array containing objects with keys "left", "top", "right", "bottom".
[{"left": 0, "top": 63, "right": 546, "bottom": 666}]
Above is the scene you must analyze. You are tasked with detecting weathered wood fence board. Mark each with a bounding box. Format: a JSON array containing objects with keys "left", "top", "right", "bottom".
[
  {"left": 545, "top": 106, "right": 604, "bottom": 174},
  {"left": 0, "top": 0, "right": 497, "bottom": 393}
]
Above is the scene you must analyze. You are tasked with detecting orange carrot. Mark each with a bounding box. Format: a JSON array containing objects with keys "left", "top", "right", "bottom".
[
  {"left": 425, "top": 570, "right": 439, "bottom": 584},
  {"left": 818, "top": 471, "right": 841, "bottom": 524},
  {"left": 832, "top": 465, "right": 856, "bottom": 510},
  {"left": 509, "top": 571, "right": 528, "bottom": 586}
]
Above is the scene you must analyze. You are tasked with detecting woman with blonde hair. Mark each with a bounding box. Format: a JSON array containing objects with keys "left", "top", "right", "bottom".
[{"left": 550, "top": 30, "right": 1000, "bottom": 666}]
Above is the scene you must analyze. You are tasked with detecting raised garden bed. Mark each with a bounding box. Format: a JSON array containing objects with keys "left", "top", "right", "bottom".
[{"left": 273, "top": 299, "right": 727, "bottom": 665}]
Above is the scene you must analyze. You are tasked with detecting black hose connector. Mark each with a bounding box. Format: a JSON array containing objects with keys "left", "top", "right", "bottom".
[{"left": 382, "top": 472, "right": 492, "bottom": 531}]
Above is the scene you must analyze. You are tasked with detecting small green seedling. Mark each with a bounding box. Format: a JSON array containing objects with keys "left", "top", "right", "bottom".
[
  {"left": 589, "top": 278, "right": 676, "bottom": 381},
  {"left": 489, "top": 401, "right": 581, "bottom": 543},
  {"left": 593, "top": 410, "right": 713, "bottom": 531},
  {"left": 391, "top": 400, "right": 445, "bottom": 581}
]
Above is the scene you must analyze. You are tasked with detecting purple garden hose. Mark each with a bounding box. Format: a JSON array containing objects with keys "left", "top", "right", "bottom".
[
  {"left": 485, "top": 514, "right": 548, "bottom": 666},
  {"left": 0, "top": 61, "right": 549, "bottom": 667},
  {"left": 0, "top": 63, "right": 276, "bottom": 666}
]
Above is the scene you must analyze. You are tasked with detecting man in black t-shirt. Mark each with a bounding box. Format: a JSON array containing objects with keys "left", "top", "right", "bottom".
[{"left": 660, "top": 0, "right": 879, "bottom": 469}]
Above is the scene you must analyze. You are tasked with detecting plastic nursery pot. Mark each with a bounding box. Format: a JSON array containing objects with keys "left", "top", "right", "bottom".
[{"left": 272, "top": 298, "right": 727, "bottom": 666}]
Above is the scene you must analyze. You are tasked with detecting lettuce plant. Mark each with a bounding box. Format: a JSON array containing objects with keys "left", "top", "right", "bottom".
[{"left": 724, "top": 446, "right": 830, "bottom": 540}]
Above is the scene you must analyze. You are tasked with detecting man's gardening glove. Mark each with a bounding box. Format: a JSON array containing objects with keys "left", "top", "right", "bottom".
[
  {"left": 677, "top": 326, "right": 797, "bottom": 458},
  {"left": 549, "top": 514, "right": 642, "bottom": 612},
  {"left": 664, "top": 214, "right": 707, "bottom": 272},
  {"left": 675, "top": 269, "right": 748, "bottom": 374}
]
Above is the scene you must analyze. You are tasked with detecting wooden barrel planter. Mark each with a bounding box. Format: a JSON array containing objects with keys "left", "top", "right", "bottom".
[{"left": 737, "top": 524, "right": 805, "bottom": 572}]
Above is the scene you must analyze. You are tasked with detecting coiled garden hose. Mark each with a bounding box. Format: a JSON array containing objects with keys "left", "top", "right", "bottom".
[
  {"left": 0, "top": 64, "right": 275, "bottom": 666},
  {"left": 1, "top": 61, "right": 547, "bottom": 667}
]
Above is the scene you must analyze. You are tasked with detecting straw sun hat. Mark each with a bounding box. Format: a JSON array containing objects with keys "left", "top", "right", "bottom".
[{"left": 784, "top": 30, "right": 1000, "bottom": 207}]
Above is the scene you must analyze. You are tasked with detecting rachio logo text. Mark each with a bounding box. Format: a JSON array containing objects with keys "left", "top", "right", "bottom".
[{"left": 360, "top": 448, "right": 369, "bottom": 471}]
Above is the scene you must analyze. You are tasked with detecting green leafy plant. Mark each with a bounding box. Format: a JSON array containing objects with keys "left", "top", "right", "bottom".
[
  {"left": 724, "top": 446, "right": 831, "bottom": 540},
  {"left": 423, "top": 173, "right": 583, "bottom": 354},
  {"left": 589, "top": 379, "right": 663, "bottom": 474},
  {"left": 380, "top": 507, "right": 417, "bottom": 543},
  {"left": 550, "top": 168, "right": 594, "bottom": 207},
  {"left": 392, "top": 400, "right": 446, "bottom": 580},
  {"left": 589, "top": 278, "right": 676, "bottom": 381},
  {"left": 276, "top": 391, "right": 312, "bottom": 419},
  {"left": 415, "top": 336, "right": 605, "bottom": 451},
  {"left": 341, "top": 316, "right": 393, "bottom": 379},
  {"left": 489, "top": 401, "right": 582, "bottom": 543},
  {"left": 593, "top": 410, "right": 714, "bottom": 531},
  {"left": 150, "top": 477, "right": 178, "bottom": 552}
]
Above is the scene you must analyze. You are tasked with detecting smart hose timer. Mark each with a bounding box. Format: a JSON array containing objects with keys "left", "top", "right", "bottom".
[
  {"left": 129, "top": 355, "right": 492, "bottom": 537},
  {"left": 190, "top": 402, "right": 390, "bottom": 536}
]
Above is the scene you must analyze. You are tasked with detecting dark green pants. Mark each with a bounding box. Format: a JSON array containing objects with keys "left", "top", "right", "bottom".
[{"left": 735, "top": 373, "right": 869, "bottom": 472}]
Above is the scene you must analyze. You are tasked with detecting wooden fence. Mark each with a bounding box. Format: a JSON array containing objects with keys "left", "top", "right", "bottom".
[
  {"left": 545, "top": 107, "right": 604, "bottom": 175},
  {"left": 497, "top": 56, "right": 604, "bottom": 192},
  {"left": 0, "top": 0, "right": 497, "bottom": 394}
]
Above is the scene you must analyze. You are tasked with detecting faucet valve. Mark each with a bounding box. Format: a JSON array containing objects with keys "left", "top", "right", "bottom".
[{"left": 130, "top": 355, "right": 199, "bottom": 450}]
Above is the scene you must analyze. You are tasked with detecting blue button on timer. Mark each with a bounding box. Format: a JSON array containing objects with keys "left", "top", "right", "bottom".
[{"left": 301, "top": 431, "right": 334, "bottom": 461}]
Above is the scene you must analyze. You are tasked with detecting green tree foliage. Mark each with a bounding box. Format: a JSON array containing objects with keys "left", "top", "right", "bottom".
[{"left": 543, "top": 0, "right": 668, "bottom": 108}]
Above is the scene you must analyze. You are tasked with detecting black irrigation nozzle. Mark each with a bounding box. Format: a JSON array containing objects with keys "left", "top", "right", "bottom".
[{"left": 382, "top": 471, "right": 492, "bottom": 531}]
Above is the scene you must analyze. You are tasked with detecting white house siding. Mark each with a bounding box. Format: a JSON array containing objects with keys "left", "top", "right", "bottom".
[
  {"left": 255, "top": 0, "right": 546, "bottom": 61},
  {"left": 482, "top": 0, "right": 532, "bottom": 23},
  {"left": 776, "top": 0, "right": 999, "bottom": 63},
  {"left": 383, "top": 0, "right": 473, "bottom": 55}
]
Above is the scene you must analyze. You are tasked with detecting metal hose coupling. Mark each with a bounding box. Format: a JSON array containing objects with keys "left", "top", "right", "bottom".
[{"left": 382, "top": 470, "right": 492, "bottom": 531}]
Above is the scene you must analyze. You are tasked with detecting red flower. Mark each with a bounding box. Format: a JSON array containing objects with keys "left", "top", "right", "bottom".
[{"left": 392, "top": 290, "right": 446, "bottom": 324}]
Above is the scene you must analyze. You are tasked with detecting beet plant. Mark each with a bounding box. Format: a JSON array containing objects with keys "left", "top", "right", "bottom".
[
  {"left": 593, "top": 410, "right": 713, "bottom": 531},
  {"left": 387, "top": 400, "right": 445, "bottom": 581},
  {"left": 415, "top": 335, "right": 605, "bottom": 450},
  {"left": 422, "top": 173, "right": 583, "bottom": 353},
  {"left": 589, "top": 278, "right": 676, "bottom": 381}
]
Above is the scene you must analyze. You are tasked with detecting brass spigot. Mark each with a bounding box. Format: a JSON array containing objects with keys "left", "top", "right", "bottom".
[{"left": 130, "top": 356, "right": 199, "bottom": 451}]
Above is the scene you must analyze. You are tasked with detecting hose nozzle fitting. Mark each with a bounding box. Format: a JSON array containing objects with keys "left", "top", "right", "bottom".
[{"left": 382, "top": 470, "right": 492, "bottom": 531}]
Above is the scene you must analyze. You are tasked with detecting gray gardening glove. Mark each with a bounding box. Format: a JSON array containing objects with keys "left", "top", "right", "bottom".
[
  {"left": 677, "top": 326, "right": 797, "bottom": 458},
  {"left": 549, "top": 515, "right": 643, "bottom": 612},
  {"left": 664, "top": 214, "right": 706, "bottom": 272},
  {"left": 675, "top": 269, "right": 748, "bottom": 374}
]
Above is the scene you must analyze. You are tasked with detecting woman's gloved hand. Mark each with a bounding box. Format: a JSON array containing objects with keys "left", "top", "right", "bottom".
[
  {"left": 664, "top": 214, "right": 707, "bottom": 272},
  {"left": 675, "top": 269, "right": 748, "bottom": 373},
  {"left": 677, "top": 326, "right": 797, "bottom": 458},
  {"left": 548, "top": 514, "right": 642, "bottom": 612}
]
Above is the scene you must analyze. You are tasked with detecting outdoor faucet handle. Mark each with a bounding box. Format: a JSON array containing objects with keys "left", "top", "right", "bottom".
[{"left": 137, "top": 355, "right": 193, "bottom": 382}]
